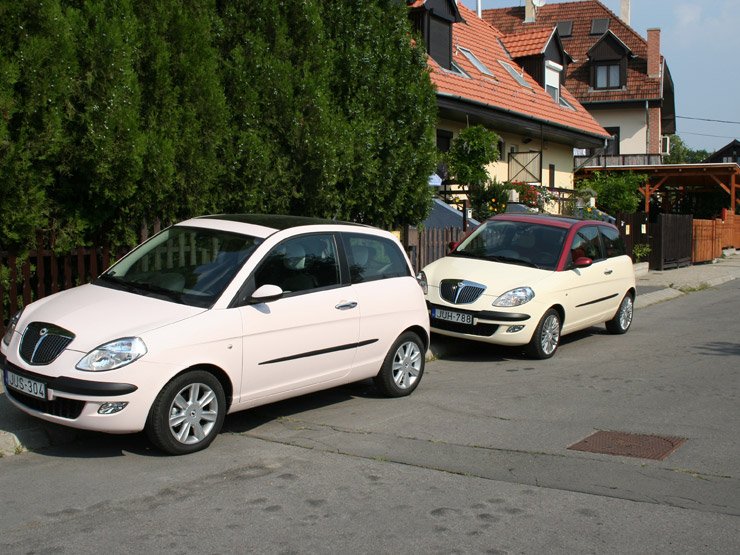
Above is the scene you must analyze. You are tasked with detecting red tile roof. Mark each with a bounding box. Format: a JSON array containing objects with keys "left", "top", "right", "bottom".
[
  {"left": 483, "top": 0, "right": 664, "bottom": 104},
  {"left": 500, "top": 27, "right": 556, "bottom": 58},
  {"left": 430, "top": 4, "right": 609, "bottom": 139}
]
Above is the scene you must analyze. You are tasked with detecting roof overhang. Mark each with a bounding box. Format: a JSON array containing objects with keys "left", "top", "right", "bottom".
[{"left": 436, "top": 93, "right": 607, "bottom": 149}]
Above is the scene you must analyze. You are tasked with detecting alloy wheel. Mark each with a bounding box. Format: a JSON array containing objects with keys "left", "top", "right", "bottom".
[
  {"left": 168, "top": 382, "right": 220, "bottom": 445},
  {"left": 391, "top": 341, "right": 422, "bottom": 390}
]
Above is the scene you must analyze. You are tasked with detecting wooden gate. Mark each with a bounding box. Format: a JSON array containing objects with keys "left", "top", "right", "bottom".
[
  {"left": 649, "top": 214, "right": 693, "bottom": 270},
  {"left": 508, "top": 151, "right": 542, "bottom": 183}
]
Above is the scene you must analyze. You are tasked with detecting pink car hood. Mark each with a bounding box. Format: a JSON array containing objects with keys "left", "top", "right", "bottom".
[{"left": 17, "top": 283, "right": 206, "bottom": 352}]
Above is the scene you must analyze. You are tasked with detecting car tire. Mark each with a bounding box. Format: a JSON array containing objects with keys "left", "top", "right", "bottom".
[
  {"left": 605, "top": 293, "right": 634, "bottom": 335},
  {"left": 146, "top": 370, "right": 226, "bottom": 455},
  {"left": 374, "top": 331, "right": 425, "bottom": 397},
  {"left": 525, "top": 308, "right": 561, "bottom": 359}
]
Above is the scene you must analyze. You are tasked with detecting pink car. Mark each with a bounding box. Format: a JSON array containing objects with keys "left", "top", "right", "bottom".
[{"left": 2, "top": 215, "right": 429, "bottom": 454}]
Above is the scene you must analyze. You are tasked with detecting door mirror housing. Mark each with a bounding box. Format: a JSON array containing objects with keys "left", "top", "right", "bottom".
[
  {"left": 574, "top": 256, "right": 593, "bottom": 268},
  {"left": 247, "top": 284, "right": 284, "bottom": 304}
]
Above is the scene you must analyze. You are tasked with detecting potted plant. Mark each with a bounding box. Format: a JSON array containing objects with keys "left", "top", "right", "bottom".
[{"left": 632, "top": 243, "right": 651, "bottom": 276}]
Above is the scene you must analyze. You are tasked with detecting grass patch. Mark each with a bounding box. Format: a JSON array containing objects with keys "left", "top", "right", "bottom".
[{"left": 677, "top": 282, "right": 710, "bottom": 293}]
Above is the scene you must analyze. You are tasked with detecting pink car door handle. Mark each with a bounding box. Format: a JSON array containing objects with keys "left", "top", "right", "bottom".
[{"left": 335, "top": 301, "right": 358, "bottom": 310}]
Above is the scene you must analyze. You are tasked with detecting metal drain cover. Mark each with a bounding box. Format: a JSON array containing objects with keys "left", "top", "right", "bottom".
[{"left": 568, "top": 430, "right": 686, "bottom": 460}]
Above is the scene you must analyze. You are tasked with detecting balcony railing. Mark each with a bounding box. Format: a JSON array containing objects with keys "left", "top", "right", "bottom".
[{"left": 575, "top": 154, "right": 663, "bottom": 169}]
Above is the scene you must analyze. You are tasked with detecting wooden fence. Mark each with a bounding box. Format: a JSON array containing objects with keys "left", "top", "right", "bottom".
[
  {"left": 3, "top": 211, "right": 738, "bottom": 333},
  {"left": 692, "top": 209, "right": 738, "bottom": 263},
  {"left": 1, "top": 245, "right": 128, "bottom": 335}
]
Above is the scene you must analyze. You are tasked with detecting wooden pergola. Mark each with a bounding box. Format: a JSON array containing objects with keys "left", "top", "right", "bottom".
[{"left": 578, "top": 163, "right": 739, "bottom": 214}]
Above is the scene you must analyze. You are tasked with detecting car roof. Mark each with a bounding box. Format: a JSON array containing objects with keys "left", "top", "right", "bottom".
[
  {"left": 176, "top": 213, "right": 373, "bottom": 240},
  {"left": 489, "top": 213, "right": 615, "bottom": 230},
  {"left": 196, "top": 214, "right": 363, "bottom": 230}
]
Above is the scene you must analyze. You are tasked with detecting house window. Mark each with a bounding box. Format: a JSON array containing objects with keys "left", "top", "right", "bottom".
[
  {"left": 458, "top": 47, "right": 494, "bottom": 76},
  {"left": 436, "top": 129, "right": 453, "bottom": 179},
  {"left": 590, "top": 18, "right": 610, "bottom": 35},
  {"left": 595, "top": 62, "right": 621, "bottom": 89},
  {"left": 500, "top": 61, "right": 531, "bottom": 89},
  {"left": 545, "top": 60, "right": 562, "bottom": 103},
  {"left": 604, "top": 127, "right": 620, "bottom": 155},
  {"left": 548, "top": 164, "right": 556, "bottom": 189},
  {"left": 556, "top": 21, "right": 573, "bottom": 38},
  {"left": 450, "top": 61, "right": 470, "bottom": 78}
]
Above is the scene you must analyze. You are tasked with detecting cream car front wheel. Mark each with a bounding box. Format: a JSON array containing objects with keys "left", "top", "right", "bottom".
[{"left": 525, "top": 308, "right": 561, "bottom": 359}]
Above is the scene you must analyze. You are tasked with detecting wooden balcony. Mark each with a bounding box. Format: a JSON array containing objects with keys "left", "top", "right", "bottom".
[{"left": 575, "top": 153, "right": 663, "bottom": 169}]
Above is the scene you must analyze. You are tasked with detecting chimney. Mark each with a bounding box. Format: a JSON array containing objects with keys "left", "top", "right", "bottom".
[
  {"left": 647, "top": 28, "right": 661, "bottom": 78},
  {"left": 620, "top": 0, "right": 631, "bottom": 25},
  {"left": 524, "top": 0, "right": 536, "bottom": 24}
]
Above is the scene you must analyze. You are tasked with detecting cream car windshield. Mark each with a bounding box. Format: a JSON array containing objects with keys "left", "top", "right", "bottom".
[
  {"left": 452, "top": 220, "right": 567, "bottom": 271},
  {"left": 97, "top": 226, "right": 262, "bottom": 307}
]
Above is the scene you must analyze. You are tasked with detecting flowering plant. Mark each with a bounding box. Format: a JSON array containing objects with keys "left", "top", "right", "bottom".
[
  {"left": 468, "top": 179, "right": 510, "bottom": 220},
  {"left": 512, "top": 183, "right": 555, "bottom": 211}
]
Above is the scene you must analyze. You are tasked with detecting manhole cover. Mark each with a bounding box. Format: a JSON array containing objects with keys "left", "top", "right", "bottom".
[{"left": 568, "top": 430, "right": 686, "bottom": 460}]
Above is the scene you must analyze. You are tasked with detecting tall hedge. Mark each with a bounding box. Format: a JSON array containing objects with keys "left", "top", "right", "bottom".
[{"left": 0, "top": 0, "right": 437, "bottom": 252}]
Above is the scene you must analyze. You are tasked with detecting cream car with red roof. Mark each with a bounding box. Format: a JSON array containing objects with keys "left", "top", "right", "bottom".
[{"left": 419, "top": 213, "right": 635, "bottom": 359}]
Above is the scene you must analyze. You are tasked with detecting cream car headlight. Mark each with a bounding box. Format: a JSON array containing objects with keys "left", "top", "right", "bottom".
[
  {"left": 76, "top": 337, "right": 147, "bottom": 372},
  {"left": 416, "top": 271, "right": 428, "bottom": 294},
  {"left": 493, "top": 287, "right": 535, "bottom": 307},
  {"left": 2, "top": 308, "right": 24, "bottom": 346}
]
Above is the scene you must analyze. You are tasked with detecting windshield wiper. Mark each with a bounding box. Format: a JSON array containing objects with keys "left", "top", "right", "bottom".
[
  {"left": 449, "top": 250, "right": 485, "bottom": 259},
  {"left": 96, "top": 274, "right": 182, "bottom": 303},
  {"left": 486, "top": 255, "right": 541, "bottom": 269}
]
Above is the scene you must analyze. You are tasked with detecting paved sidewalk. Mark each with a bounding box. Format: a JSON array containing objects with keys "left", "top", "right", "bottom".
[
  {"left": 635, "top": 249, "right": 740, "bottom": 308},
  {"left": 2, "top": 250, "right": 738, "bottom": 456}
]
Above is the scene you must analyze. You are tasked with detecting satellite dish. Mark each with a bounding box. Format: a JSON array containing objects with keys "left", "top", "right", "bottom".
[{"left": 532, "top": 0, "right": 546, "bottom": 7}]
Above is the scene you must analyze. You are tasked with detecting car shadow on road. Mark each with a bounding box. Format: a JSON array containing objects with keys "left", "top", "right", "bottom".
[
  {"left": 429, "top": 327, "right": 607, "bottom": 362},
  {"left": 222, "top": 378, "right": 381, "bottom": 435}
]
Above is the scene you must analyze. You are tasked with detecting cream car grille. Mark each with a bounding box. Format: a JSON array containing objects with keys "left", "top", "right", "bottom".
[
  {"left": 440, "top": 280, "right": 486, "bottom": 304},
  {"left": 19, "top": 323, "right": 75, "bottom": 365}
]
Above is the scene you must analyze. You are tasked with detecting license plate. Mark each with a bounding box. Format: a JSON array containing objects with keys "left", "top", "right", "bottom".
[
  {"left": 5, "top": 370, "right": 47, "bottom": 400},
  {"left": 432, "top": 308, "right": 473, "bottom": 325}
]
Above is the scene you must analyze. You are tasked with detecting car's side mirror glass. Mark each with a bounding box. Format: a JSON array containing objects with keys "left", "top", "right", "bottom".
[
  {"left": 247, "top": 284, "right": 284, "bottom": 304},
  {"left": 574, "top": 256, "right": 593, "bottom": 268}
]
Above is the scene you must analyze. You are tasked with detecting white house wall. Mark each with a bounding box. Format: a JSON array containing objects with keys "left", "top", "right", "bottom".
[{"left": 588, "top": 107, "right": 648, "bottom": 155}]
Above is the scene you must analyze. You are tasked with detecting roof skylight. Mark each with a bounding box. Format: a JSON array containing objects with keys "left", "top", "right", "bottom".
[
  {"left": 556, "top": 21, "right": 573, "bottom": 37},
  {"left": 449, "top": 60, "right": 470, "bottom": 78},
  {"left": 499, "top": 61, "right": 531, "bottom": 89},
  {"left": 590, "top": 18, "right": 610, "bottom": 35},
  {"left": 458, "top": 47, "right": 494, "bottom": 76}
]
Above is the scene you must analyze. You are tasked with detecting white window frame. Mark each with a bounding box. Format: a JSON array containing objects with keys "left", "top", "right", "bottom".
[
  {"left": 545, "top": 60, "right": 562, "bottom": 103},
  {"left": 458, "top": 47, "right": 494, "bottom": 76}
]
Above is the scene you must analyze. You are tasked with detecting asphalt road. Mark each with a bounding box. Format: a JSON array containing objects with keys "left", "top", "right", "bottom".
[{"left": 0, "top": 280, "right": 738, "bottom": 554}]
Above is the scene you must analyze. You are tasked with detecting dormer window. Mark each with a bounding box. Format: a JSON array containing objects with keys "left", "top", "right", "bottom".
[
  {"left": 587, "top": 31, "right": 631, "bottom": 91},
  {"left": 594, "top": 61, "right": 620, "bottom": 89},
  {"left": 407, "top": 0, "right": 464, "bottom": 71}
]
